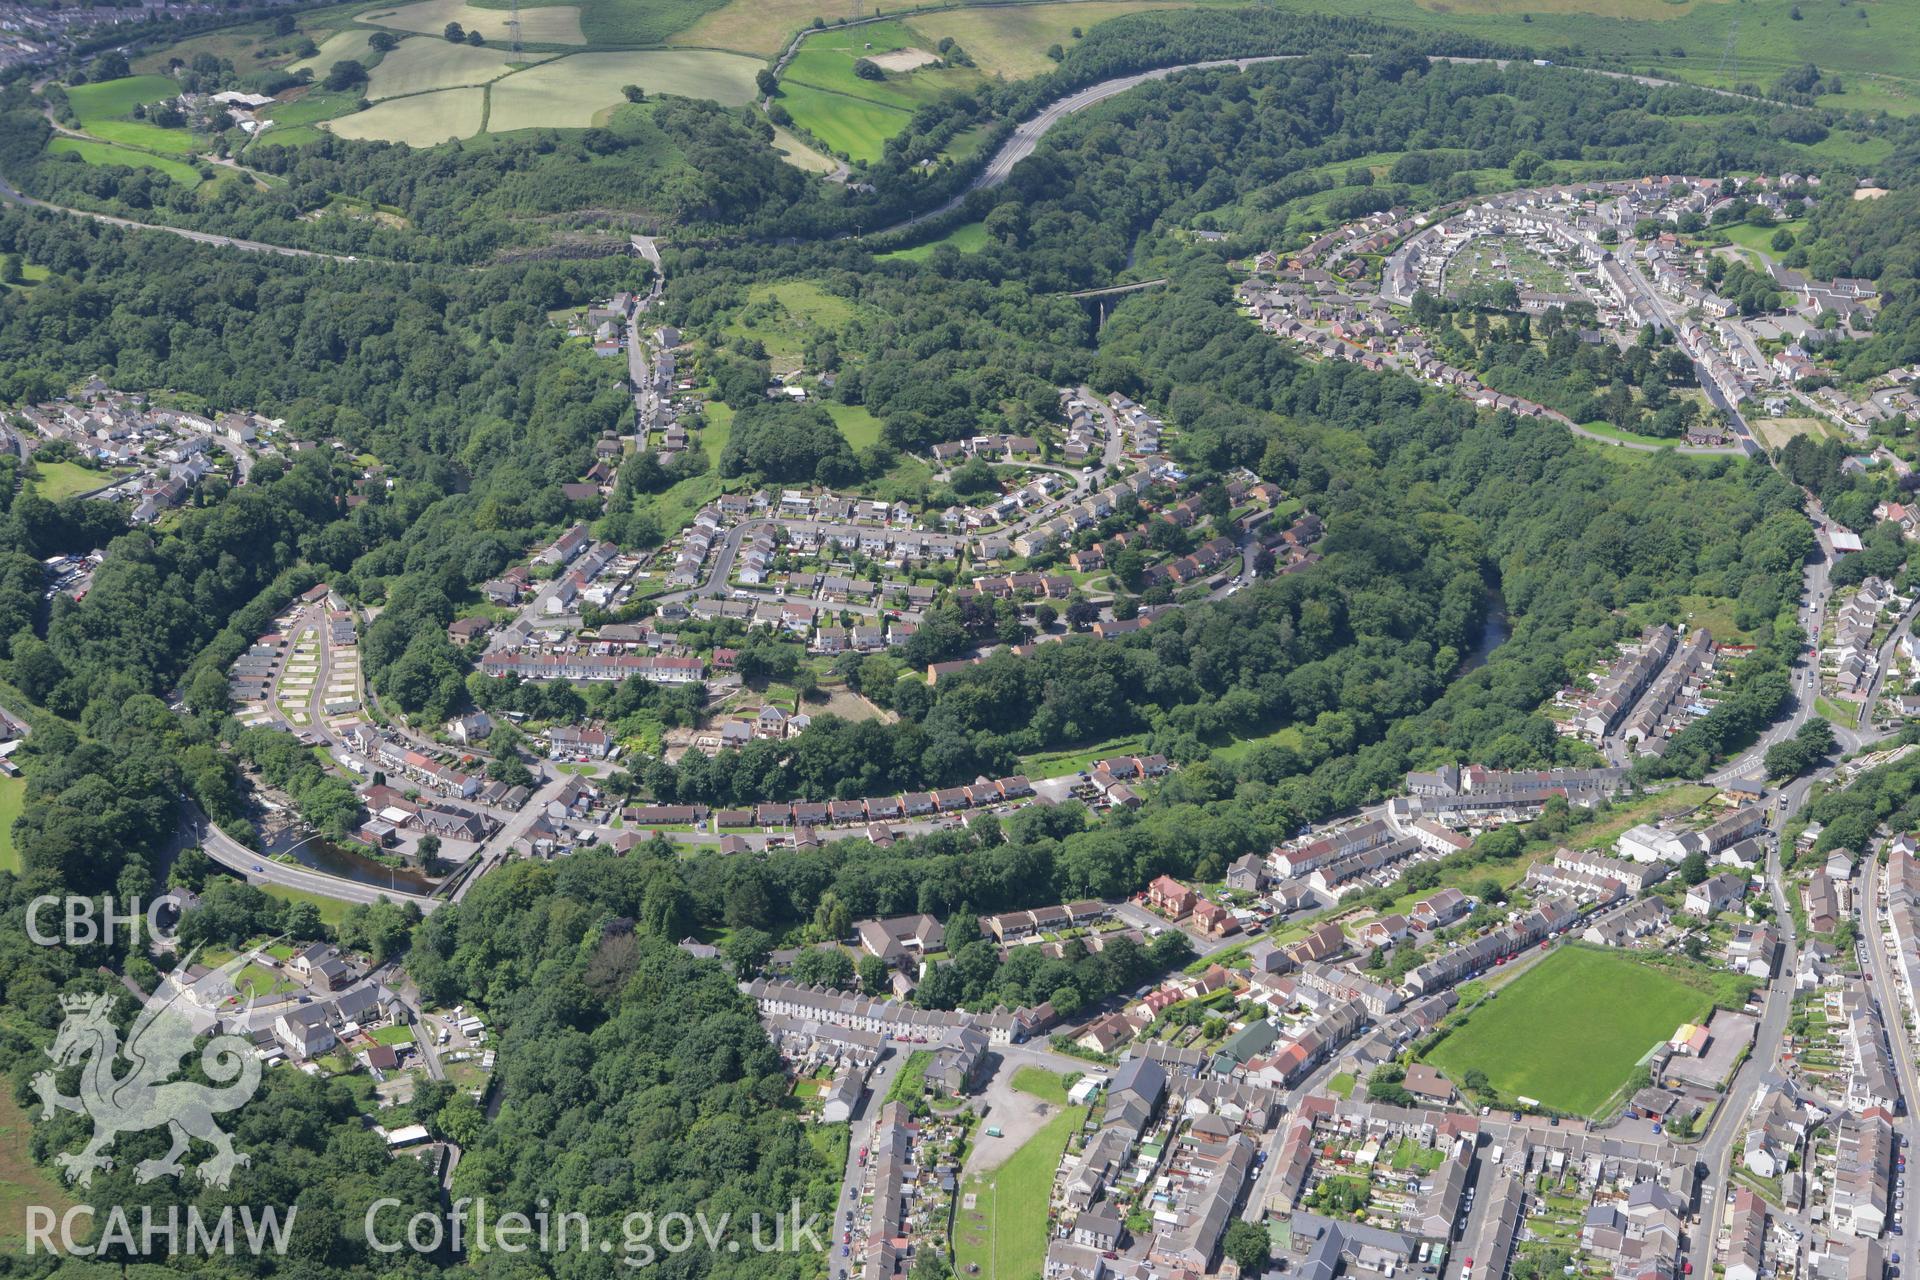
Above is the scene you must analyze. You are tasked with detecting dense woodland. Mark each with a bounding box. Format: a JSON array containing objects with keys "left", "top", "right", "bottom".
[{"left": 0, "top": 43, "right": 1893, "bottom": 1277}]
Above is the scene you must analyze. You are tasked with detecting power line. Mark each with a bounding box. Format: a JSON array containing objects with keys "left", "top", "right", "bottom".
[{"left": 1716, "top": 10, "right": 1740, "bottom": 86}]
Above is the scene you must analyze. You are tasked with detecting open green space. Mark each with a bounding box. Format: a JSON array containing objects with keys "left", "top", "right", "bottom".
[
  {"left": 325, "top": 86, "right": 486, "bottom": 146},
  {"left": 823, "top": 402, "right": 884, "bottom": 451},
  {"left": 1011, "top": 1065, "right": 1074, "bottom": 1104},
  {"left": 27, "top": 459, "right": 112, "bottom": 499},
  {"left": 699, "top": 399, "right": 734, "bottom": 468},
  {"left": 902, "top": 1, "right": 1218, "bottom": 80},
  {"left": 879, "top": 220, "right": 991, "bottom": 262},
  {"left": 784, "top": 21, "right": 986, "bottom": 107},
  {"left": 1251, "top": 0, "right": 1920, "bottom": 116},
  {"left": 778, "top": 18, "right": 999, "bottom": 160},
  {"left": 468, "top": 0, "right": 725, "bottom": 45},
  {"left": 370, "top": 1024, "right": 417, "bottom": 1046},
  {"left": 775, "top": 83, "right": 909, "bottom": 165},
  {"left": 234, "top": 960, "right": 299, "bottom": 1001},
  {"left": 256, "top": 882, "right": 354, "bottom": 927},
  {"left": 255, "top": 87, "right": 371, "bottom": 148},
  {"left": 364, "top": 38, "right": 515, "bottom": 100},
  {"left": 954, "top": 1104, "right": 1089, "bottom": 1280},
  {"left": 670, "top": 0, "right": 1214, "bottom": 63},
  {"left": 1817, "top": 694, "right": 1864, "bottom": 728},
  {"left": 1721, "top": 219, "right": 1807, "bottom": 260},
  {"left": 722, "top": 280, "right": 875, "bottom": 374},
  {"left": 486, "top": 50, "right": 760, "bottom": 132},
  {"left": 885, "top": 1049, "right": 932, "bottom": 1102},
  {"left": 1210, "top": 722, "right": 1307, "bottom": 764},
  {"left": 65, "top": 75, "right": 201, "bottom": 155},
  {"left": 65, "top": 74, "right": 179, "bottom": 122},
  {"left": 1017, "top": 735, "right": 1148, "bottom": 778},
  {"left": 77, "top": 118, "right": 201, "bottom": 154},
  {"left": 1423, "top": 946, "right": 1712, "bottom": 1116},
  {"left": 0, "top": 775, "right": 22, "bottom": 874},
  {"left": 288, "top": 28, "right": 383, "bottom": 78},
  {"left": 806, "top": 1119, "right": 850, "bottom": 1173},
  {"left": 1671, "top": 594, "right": 1760, "bottom": 647},
  {"left": 357, "top": 0, "right": 587, "bottom": 45},
  {"left": 1577, "top": 419, "right": 1714, "bottom": 449},
  {"left": 0, "top": 1092, "right": 77, "bottom": 1249}
]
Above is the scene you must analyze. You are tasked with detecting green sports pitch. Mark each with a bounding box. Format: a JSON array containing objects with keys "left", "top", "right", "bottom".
[{"left": 1421, "top": 945, "right": 1714, "bottom": 1117}]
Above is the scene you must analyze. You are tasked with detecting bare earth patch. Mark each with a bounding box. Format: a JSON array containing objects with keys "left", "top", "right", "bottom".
[{"left": 868, "top": 47, "right": 942, "bottom": 72}]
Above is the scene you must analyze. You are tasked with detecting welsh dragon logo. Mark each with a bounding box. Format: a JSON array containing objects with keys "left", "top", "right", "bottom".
[{"left": 33, "top": 950, "right": 264, "bottom": 1188}]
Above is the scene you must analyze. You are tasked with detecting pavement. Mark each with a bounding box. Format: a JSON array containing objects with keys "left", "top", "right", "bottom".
[
  {"left": 1860, "top": 855, "right": 1920, "bottom": 1246},
  {"left": 1682, "top": 806, "right": 1802, "bottom": 1280},
  {"left": 448, "top": 772, "right": 576, "bottom": 904},
  {"left": 828, "top": 1050, "right": 907, "bottom": 1280}
]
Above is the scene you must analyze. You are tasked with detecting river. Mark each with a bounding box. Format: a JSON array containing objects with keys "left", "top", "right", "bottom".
[
  {"left": 1459, "top": 596, "right": 1512, "bottom": 676},
  {"left": 264, "top": 826, "right": 436, "bottom": 894}
]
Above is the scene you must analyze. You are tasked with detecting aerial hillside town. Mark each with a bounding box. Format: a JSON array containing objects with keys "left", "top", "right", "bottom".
[{"left": 14, "top": 3, "right": 1920, "bottom": 1277}]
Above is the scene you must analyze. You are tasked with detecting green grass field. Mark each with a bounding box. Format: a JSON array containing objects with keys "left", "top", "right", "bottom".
[
  {"left": 954, "top": 1105, "right": 1088, "bottom": 1279},
  {"left": 1817, "top": 694, "right": 1864, "bottom": 728},
  {"left": 1210, "top": 722, "right": 1308, "bottom": 764},
  {"left": 1721, "top": 219, "right": 1807, "bottom": 260},
  {"left": 1424, "top": 946, "right": 1712, "bottom": 1116},
  {"left": 903, "top": 1, "right": 1216, "bottom": 79},
  {"left": 1017, "top": 735, "right": 1148, "bottom": 777},
  {"left": 1252, "top": 0, "right": 1920, "bottom": 115},
  {"left": 1578, "top": 420, "right": 1709, "bottom": 449},
  {"left": 779, "top": 19, "right": 994, "bottom": 160},
  {"left": 784, "top": 20, "right": 986, "bottom": 105},
  {"left": 4, "top": 262, "right": 50, "bottom": 290},
  {"left": 255, "top": 86, "right": 364, "bottom": 147},
  {"left": 485, "top": 50, "right": 760, "bottom": 132},
  {"left": 776, "top": 83, "right": 910, "bottom": 165},
  {"left": 288, "top": 28, "right": 383, "bottom": 78},
  {"left": 28, "top": 459, "right": 112, "bottom": 499},
  {"left": 65, "top": 74, "right": 179, "bottom": 121},
  {"left": 234, "top": 960, "right": 299, "bottom": 1001},
  {"left": 64, "top": 75, "right": 202, "bottom": 155},
  {"left": 1011, "top": 1065, "right": 1074, "bottom": 1103},
  {"left": 370, "top": 1024, "right": 416, "bottom": 1046},
  {"left": 0, "top": 1092, "right": 77, "bottom": 1249},
  {"left": 469, "top": 0, "right": 726, "bottom": 45},
  {"left": 364, "top": 38, "right": 514, "bottom": 100},
  {"left": 1672, "top": 594, "right": 1760, "bottom": 647},
  {"left": 325, "top": 86, "right": 486, "bottom": 145},
  {"left": 879, "top": 220, "right": 991, "bottom": 261},
  {"left": 0, "top": 775, "right": 22, "bottom": 874},
  {"left": 78, "top": 118, "right": 201, "bottom": 154},
  {"left": 357, "top": 0, "right": 586, "bottom": 44},
  {"left": 257, "top": 882, "right": 354, "bottom": 927},
  {"left": 823, "top": 401, "right": 884, "bottom": 451},
  {"left": 45, "top": 137, "right": 203, "bottom": 184}
]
